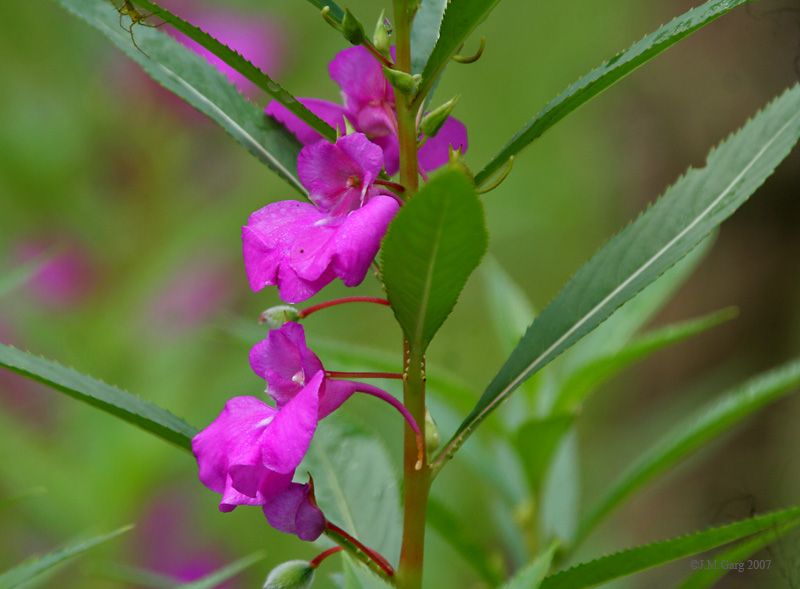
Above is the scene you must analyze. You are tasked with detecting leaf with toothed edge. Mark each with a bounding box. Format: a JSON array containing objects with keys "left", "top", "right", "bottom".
[
  {"left": 436, "top": 83, "right": 800, "bottom": 470},
  {"left": 0, "top": 343, "right": 198, "bottom": 451},
  {"left": 53, "top": 0, "right": 308, "bottom": 194},
  {"left": 475, "top": 0, "right": 758, "bottom": 186},
  {"left": 539, "top": 505, "right": 800, "bottom": 589}
]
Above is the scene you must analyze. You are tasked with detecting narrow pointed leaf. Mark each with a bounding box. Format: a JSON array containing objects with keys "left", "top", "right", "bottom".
[
  {"left": 0, "top": 343, "right": 198, "bottom": 452},
  {"left": 501, "top": 542, "right": 559, "bottom": 589},
  {"left": 540, "top": 506, "right": 800, "bottom": 589},
  {"left": 513, "top": 414, "right": 575, "bottom": 493},
  {"left": 577, "top": 357, "right": 800, "bottom": 543},
  {"left": 555, "top": 307, "right": 738, "bottom": 412},
  {"left": 132, "top": 0, "right": 336, "bottom": 142},
  {"left": 178, "top": 552, "right": 266, "bottom": 589},
  {"left": 411, "top": 0, "right": 449, "bottom": 75},
  {"left": 475, "top": 0, "right": 757, "bottom": 186},
  {"left": 0, "top": 525, "right": 132, "bottom": 588},
  {"left": 381, "top": 168, "right": 488, "bottom": 353},
  {"left": 437, "top": 84, "right": 800, "bottom": 469},
  {"left": 415, "top": 0, "right": 503, "bottom": 105},
  {"left": 676, "top": 519, "right": 800, "bottom": 589},
  {"left": 53, "top": 0, "right": 308, "bottom": 194}
]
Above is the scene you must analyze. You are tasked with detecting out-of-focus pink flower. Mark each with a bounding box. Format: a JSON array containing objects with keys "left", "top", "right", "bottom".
[
  {"left": 192, "top": 374, "right": 322, "bottom": 512},
  {"left": 11, "top": 236, "right": 94, "bottom": 309},
  {"left": 243, "top": 134, "right": 399, "bottom": 303},
  {"left": 265, "top": 46, "right": 467, "bottom": 175}
]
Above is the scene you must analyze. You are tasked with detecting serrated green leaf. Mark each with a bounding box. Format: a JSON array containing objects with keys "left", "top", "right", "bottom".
[
  {"left": 53, "top": 0, "right": 309, "bottom": 194},
  {"left": 178, "top": 552, "right": 266, "bottom": 589},
  {"left": 415, "top": 0, "right": 503, "bottom": 106},
  {"left": 501, "top": 542, "right": 559, "bottom": 589},
  {"left": 411, "top": 0, "right": 448, "bottom": 75},
  {"left": 577, "top": 357, "right": 800, "bottom": 543},
  {"left": 427, "top": 497, "right": 504, "bottom": 585},
  {"left": 302, "top": 418, "right": 402, "bottom": 566},
  {"left": 131, "top": 0, "right": 336, "bottom": 142},
  {"left": 304, "top": 0, "right": 344, "bottom": 24},
  {"left": 436, "top": 84, "right": 800, "bottom": 470},
  {"left": 513, "top": 414, "right": 575, "bottom": 494},
  {"left": 0, "top": 526, "right": 132, "bottom": 589},
  {"left": 381, "top": 168, "right": 488, "bottom": 353},
  {"left": 675, "top": 519, "right": 800, "bottom": 589},
  {"left": 0, "top": 343, "right": 198, "bottom": 452},
  {"left": 475, "top": 0, "right": 757, "bottom": 186},
  {"left": 539, "top": 506, "right": 800, "bottom": 589},
  {"left": 555, "top": 307, "right": 737, "bottom": 412}
]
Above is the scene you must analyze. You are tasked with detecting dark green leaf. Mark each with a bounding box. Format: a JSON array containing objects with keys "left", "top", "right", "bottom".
[
  {"left": 577, "top": 357, "right": 800, "bottom": 543},
  {"left": 555, "top": 307, "right": 737, "bottom": 412},
  {"left": 302, "top": 418, "right": 402, "bottom": 565},
  {"left": 0, "top": 526, "right": 132, "bottom": 588},
  {"left": 53, "top": 0, "right": 309, "bottom": 193},
  {"left": 381, "top": 167, "right": 488, "bottom": 353},
  {"left": 513, "top": 415, "right": 575, "bottom": 493},
  {"left": 475, "top": 0, "right": 757, "bottom": 186},
  {"left": 411, "top": 0, "right": 449, "bottom": 75},
  {"left": 540, "top": 506, "right": 800, "bottom": 589},
  {"left": 304, "top": 0, "right": 344, "bottom": 24},
  {"left": 416, "top": 0, "right": 503, "bottom": 106},
  {"left": 0, "top": 343, "right": 198, "bottom": 452},
  {"left": 427, "top": 497, "right": 505, "bottom": 585},
  {"left": 178, "top": 552, "right": 266, "bottom": 589},
  {"left": 437, "top": 84, "right": 800, "bottom": 469}
]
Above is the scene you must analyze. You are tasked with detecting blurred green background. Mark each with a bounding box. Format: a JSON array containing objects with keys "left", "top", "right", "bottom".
[{"left": 1, "top": 0, "right": 799, "bottom": 587}]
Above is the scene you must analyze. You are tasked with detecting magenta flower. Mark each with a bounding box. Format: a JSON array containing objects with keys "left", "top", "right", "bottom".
[
  {"left": 265, "top": 46, "right": 467, "bottom": 175},
  {"left": 191, "top": 373, "right": 322, "bottom": 512},
  {"left": 242, "top": 133, "right": 399, "bottom": 303},
  {"left": 262, "top": 482, "right": 327, "bottom": 541}
]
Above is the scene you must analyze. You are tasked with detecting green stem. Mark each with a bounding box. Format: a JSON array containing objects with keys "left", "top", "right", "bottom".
[
  {"left": 396, "top": 341, "right": 430, "bottom": 589},
  {"left": 393, "top": 0, "right": 419, "bottom": 198}
]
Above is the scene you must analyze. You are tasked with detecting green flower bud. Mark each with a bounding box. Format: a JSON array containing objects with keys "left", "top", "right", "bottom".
[
  {"left": 373, "top": 10, "right": 391, "bottom": 56},
  {"left": 342, "top": 8, "right": 366, "bottom": 45},
  {"left": 420, "top": 95, "right": 460, "bottom": 139},
  {"left": 259, "top": 305, "right": 300, "bottom": 328},
  {"left": 263, "top": 560, "right": 315, "bottom": 589},
  {"left": 382, "top": 67, "right": 421, "bottom": 99},
  {"left": 425, "top": 408, "right": 440, "bottom": 455}
]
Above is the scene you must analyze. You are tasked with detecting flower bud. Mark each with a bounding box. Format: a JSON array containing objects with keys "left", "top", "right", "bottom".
[
  {"left": 263, "top": 560, "right": 315, "bottom": 589},
  {"left": 420, "top": 95, "right": 460, "bottom": 139},
  {"left": 342, "top": 8, "right": 366, "bottom": 45},
  {"left": 259, "top": 305, "right": 300, "bottom": 328},
  {"left": 373, "top": 10, "right": 391, "bottom": 56},
  {"left": 425, "top": 408, "right": 440, "bottom": 455},
  {"left": 382, "top": 67, "right": 420, "bottom": 98}
]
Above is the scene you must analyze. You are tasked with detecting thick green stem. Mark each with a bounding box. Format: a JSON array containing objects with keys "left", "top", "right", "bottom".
[
  {"left": 393, "top": 0, "right": 419, "bottom": 198},
  {"left": 396, "top": 341, "right": 430, "bottom": 589}
]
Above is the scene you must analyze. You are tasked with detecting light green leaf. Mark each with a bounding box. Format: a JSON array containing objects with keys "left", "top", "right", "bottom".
[
  {"left": 675, "top": 519, "right": 800, "bottom": 589},
  {"left": 513, "top": 414, "right": 575, "bottom": 493},
  {"left": 541, "top": 431, "right": 580, "bottom": 543},
  {"left": 132, "top": 0, "right": 336, "bottom": 142},
  {"left": 436, "top": 83, "right": 800, "bottom": 470},
  {"left": 53, "top": 0, "right": 308, "bottom": 194},
  {"left": 555, "top": 307, "right": 738, "bottom": 412},
  {"left": 411, "top": 0, "right": 449, "bottom": 75},
  {"left": 482, "top": 255, "right": 536, "bottom": 358},
  {"left": 0, "top": 343, "right": 198, "bottom": 452},
  {"left": 342, "top": 555, "right": 393, "bottom": 589},
  {"left": 577, "top": 357, "right": 800, "bottom": 543},
  {"left": 474, "top": 0, "right": 757, "bottom": 186},
  {"left": 539, "top": 506, "right": 800, "bottom": 589},
  {"left": 427, "top": 497, "right": 504, "bottom": 585},
  {"left": 501, "top": 542, "right": 559, "bottom": 589},
  {"left": 416, "top": 0, "right": 503, "bottom": 106},
  {"left": 0, "top": 526, "right": 132, "bottom": 589},
  {"left": 302, "top": 418, "right": 402, "bottom": 566},
  {"left": 178, "top": 552, "right": 266, "bottom": 589},
  {"left": 381, "top": 167, "right": 488, "bottom": 353},
  {"left": 303, "top": 0, "right": 344, "bottom": 24}
]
